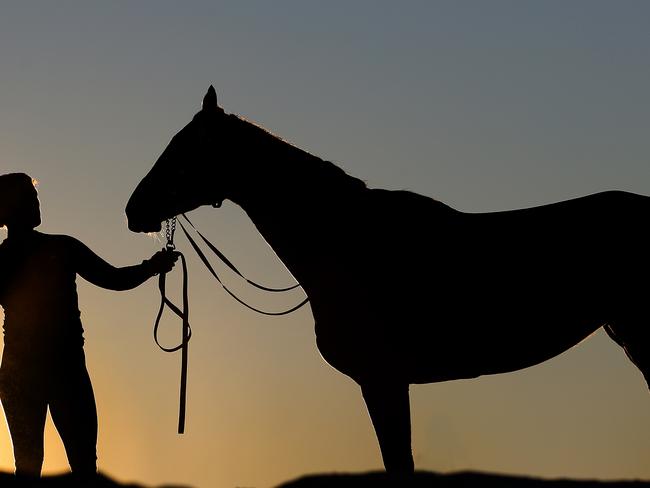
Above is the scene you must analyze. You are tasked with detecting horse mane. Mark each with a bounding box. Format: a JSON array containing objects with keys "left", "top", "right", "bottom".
[{"left": 229, "top": 113, "right": 368, "bottom": 194}]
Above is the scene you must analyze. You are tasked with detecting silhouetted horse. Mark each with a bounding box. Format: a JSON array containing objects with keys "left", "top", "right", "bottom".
[{"left": 126, "top": 86, "right": 650, "bottom": 473}]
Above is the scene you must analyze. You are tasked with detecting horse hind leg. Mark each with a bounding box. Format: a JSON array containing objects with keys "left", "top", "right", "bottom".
[{"left": 605, "top": 323, "right": 650, "bottom": 389}]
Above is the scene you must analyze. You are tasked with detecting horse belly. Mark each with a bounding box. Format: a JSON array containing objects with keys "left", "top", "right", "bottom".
[
  {"left": 406, "top": 308, "right": 603, "bottom": 384},
  {"left": 402, "top": 235, "right": 615, "bottom": 382}
]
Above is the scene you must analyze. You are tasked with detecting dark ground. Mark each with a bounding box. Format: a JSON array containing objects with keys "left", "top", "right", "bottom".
[
  {"left": 0, "top": 470, "right": 648, "bottom": 488},
  {"left": 276, "top": 472, "right": 650, "bottom": 488},
  {"left": 0, "top": 471, "right": 189, "bottom": 487}
]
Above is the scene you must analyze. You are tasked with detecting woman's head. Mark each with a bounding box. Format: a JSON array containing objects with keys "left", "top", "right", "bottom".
[{"left": 0, "top": 173, "right": 41, "bottom": 229}]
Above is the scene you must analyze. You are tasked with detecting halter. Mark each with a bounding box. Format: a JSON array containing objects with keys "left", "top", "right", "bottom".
[{"left": 154, "top": 214, "right": 308, "bottom": 433}]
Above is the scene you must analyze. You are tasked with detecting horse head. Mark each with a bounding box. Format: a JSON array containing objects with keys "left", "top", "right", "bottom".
[{"left": 126, "top": 86, "right": 232, "bottom": 233}]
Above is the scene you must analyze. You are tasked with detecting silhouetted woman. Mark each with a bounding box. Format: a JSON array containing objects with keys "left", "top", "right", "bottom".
[{"left": 0, "top": 173, "right": 177, "bottom": 479}]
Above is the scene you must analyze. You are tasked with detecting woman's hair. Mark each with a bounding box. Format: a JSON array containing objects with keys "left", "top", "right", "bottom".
[{"left": 0, "top": 173, "right": 37, "bottom": 227}]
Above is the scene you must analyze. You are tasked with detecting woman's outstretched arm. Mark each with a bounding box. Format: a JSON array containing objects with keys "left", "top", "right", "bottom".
[{"left": 68, "top": 236, "right": 178, "bottom": 291}]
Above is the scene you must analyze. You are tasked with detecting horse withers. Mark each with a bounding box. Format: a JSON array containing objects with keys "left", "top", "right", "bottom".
[{"left": 126, "top": 86, "right": 650, "bottom": 474}]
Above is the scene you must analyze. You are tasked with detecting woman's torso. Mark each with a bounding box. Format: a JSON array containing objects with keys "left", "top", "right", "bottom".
[{"left": 0, "top": 231, "right": 85, "bottom": 363}]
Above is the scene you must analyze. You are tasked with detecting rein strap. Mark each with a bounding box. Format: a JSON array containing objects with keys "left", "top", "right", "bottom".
[
  {"left": 182, "top": 214, "right": 301, "bottom": 292},
  {"left": 179, "top": 215, "right": 309, "bottom": 316}
]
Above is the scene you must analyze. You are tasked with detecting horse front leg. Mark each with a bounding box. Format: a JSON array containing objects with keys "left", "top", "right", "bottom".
[{"left": 360, "top": 380, "right": 414, "bottom": 474}]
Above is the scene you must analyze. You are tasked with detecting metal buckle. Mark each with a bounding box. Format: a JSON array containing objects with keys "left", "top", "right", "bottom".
[{"left": 165, "top": 217, "right": 177, "bottom": 250}]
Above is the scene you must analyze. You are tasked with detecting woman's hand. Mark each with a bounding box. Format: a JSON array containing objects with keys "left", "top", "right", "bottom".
[{"left": 147, "top": 249, "right": 180, "bottom": 275}]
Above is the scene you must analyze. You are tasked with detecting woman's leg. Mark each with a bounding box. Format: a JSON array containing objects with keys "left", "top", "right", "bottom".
[
  {"left": 0, "top": 378, "right": 48, "bottom": 477},
  {"left": 48, "top": 362, "right": 98, "bottom": 475}
]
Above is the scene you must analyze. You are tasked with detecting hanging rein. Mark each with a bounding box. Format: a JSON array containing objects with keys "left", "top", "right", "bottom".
[{"left": 154, "top": 214, "right": 309, "bottom": 433}]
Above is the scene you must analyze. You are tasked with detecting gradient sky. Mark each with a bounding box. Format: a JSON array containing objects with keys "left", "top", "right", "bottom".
[{"left": 1, "top": 2, "right": 649, "bottom": 487}]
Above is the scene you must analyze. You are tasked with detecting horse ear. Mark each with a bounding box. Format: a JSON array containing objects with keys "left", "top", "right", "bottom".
[{"left": 202, "top": 85, "right": 218, "bottom": 112}]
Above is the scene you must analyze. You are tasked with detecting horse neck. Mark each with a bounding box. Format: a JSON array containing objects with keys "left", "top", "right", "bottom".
[
  {"left": 225, "top": 114, "right": 363, "bottom": 218},
  {"left": 222, "top": 119, "right": 364, "bottom": 277}
]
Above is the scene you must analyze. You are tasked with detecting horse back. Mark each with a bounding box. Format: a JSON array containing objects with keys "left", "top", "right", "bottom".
[{"left": 359, "top": 189, "right": 650, "bottom": 286}]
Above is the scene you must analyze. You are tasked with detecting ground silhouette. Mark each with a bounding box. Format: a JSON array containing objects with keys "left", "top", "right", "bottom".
[
  {"left": 0, "top": 471, "right": 189, "bottom": 487},
  {"left": 276, "top": 471, "right": 650, "bottom": 488},
  {"left": 0, "top": 470, "right": 646, "bottom": 488},
  {"left": 126, "top": 86, "right": 650, "bottom": 474}
]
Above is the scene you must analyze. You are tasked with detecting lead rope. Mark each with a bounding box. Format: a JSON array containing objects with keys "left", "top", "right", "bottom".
[
  {"left": 153, "top": 214, "right": 309, "bottom": 434},
  {"left": 153, "top": 217, "right": 191, "bottom": 434}
]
